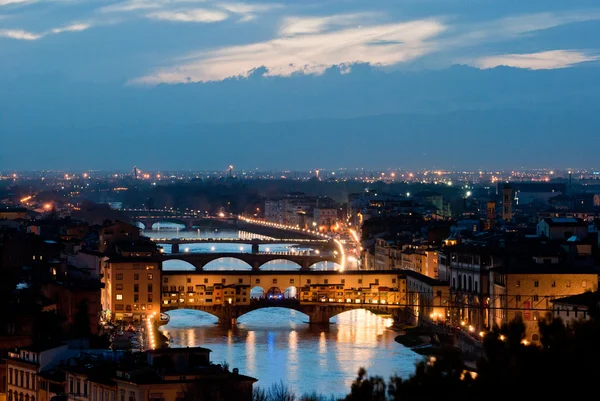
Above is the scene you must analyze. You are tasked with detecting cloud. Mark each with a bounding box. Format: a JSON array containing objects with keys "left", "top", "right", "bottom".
[
  {"left": 218, "top": 2, "right": 280, "bottom": 15},
  {"left": 134, "top": 18, "right": 446, "bottom": 83},
  {"left": 0, "top": 0, "right": 35, "bottom": 6},
  {"left": 473, "top": 50, "right": 599, "bottom": 70},
  {"left": 100, "top": 0, "right": 168, "bottom": 13},
  {"left": 51, "top": 23, "right": 91, "bottom": 34},
  {"left": 0, "top": 28, "right": 41, "bottom": 39},
  {"left": 0, "top": 22, "right": 91, "bottom": 40},
  {"left": 279, "top": 13, "right": 378, "bottom": 36},
  {"left": 146, "top": 8, "right": 229, "bottom": 23}
]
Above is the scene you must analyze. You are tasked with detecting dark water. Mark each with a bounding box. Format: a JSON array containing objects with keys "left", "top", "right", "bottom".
[{"left": 160, "top": 308, "right": 421, "bottom": 398}]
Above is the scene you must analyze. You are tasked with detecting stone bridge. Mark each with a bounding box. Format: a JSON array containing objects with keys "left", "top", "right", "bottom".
[
  {"left": 161, "top": 299, "right": 407, "bottom": 325},
  {"left": 161, "top": 252, "right": 342, "bottom": 270}
]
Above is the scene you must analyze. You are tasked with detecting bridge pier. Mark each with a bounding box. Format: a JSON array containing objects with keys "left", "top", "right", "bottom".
[
  {"left": 171, "top": 243, "right": 180, "bottom": 253},
  {"left": 307, "top": 306, "right": 332, "bottom": 324}
]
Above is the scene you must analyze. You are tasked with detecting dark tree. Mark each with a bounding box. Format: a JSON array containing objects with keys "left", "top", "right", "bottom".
[{"left": 72, "top": 300, "right": 92, "bottom": 338}]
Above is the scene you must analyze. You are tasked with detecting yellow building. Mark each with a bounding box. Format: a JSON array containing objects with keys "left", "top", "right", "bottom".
[
  {"left": 403, "top": 270, "right": 450, "bottom": 323},
  {"left": 490, "top": 265, "right": 598, "bottom": 343},
  {"left": 101, "top": 255, "right": 161, "bottom": 322},
  {"left": 5, "top": 345, "right": 70, "bottom": 401}
]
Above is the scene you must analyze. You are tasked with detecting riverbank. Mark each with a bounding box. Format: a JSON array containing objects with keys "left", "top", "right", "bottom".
[{"left": 394, "top": 325, "right": 480, "bottom": 373}]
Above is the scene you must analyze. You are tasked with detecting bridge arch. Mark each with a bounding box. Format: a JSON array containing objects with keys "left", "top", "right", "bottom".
[
  {"left": 250, "top": 286, "right": 265, "bottom": 299},
  {"left": 149, "top": 220, "right": 187, "bottom": 230},
  {"left": 203, "top": 257, "right": 253, "bottom": 271},
  {"left": 330, "top": 307, "right": 394, "bottom": 321},
  {"left": 259, "top": 259, "right": 303, "bottom": 271},
  {"left": 161, "top": 308, "right": 219, "bottom": 324},
  {"left": 283, "top": 286, "right": 298, "bottom": 299},
  {"left": 162, "top": 259, "right": 197, "bottom": 271},
  {"left": 235, "top": 306, "right": 310, "bottom": 323},
  {"left": 308, "top": 261, "right": 343, "bottom": 271}
]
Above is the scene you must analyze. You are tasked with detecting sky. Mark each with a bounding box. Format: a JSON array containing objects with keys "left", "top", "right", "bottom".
[{"left": 1, "top": 0, "right": 599, "bottom": 171}]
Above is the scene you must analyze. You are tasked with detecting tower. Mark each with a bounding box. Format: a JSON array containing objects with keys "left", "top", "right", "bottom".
[
  {"left": 229, "top": 165, "right": 233, "bottom": 178},
  {"left": 486, "top": 201, "right": 496, "bottom": 229},
  {"left": 502, "top": 185, "right": 513, "bottom": 223},
  {"left": 133, "top": 166, "right": 138, "bottom": 180}
]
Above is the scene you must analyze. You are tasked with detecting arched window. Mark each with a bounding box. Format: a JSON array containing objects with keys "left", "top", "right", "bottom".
[
  {"left": 463, "top": 275, "right": 467, "bottom": 291},
  {"left": 19, "top": 392, "right": 23, "bottom": 401},
  {"left": 468, "top": 276, "right": 472, "bottom": 292},
  {"left": 8, "top": 390, "right": 13, "bottom": 401},
  {"left": 458, "top": 274, "right": 462, "bottom": 290},
  {"left": 25, "top": 394, "right": 29, "bottom": 401},
  {"left": 531, "top": 333, "right": 540, "bottom": 342}
]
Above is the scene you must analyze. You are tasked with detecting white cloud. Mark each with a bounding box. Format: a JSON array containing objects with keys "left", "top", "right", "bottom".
[
  {"left": 218, "top": 2, "right": 280, "bottom": 15},
  {"left": 473, "top": 50, "right": 599, "bottom": 70},
  {"left": 0, "top": 0, "right": 36, "bottom": 6},
  {"left": 134, "top": 18, "right": 446, "bottom": 83},
  {"left": 279, "top": 12, "right": 378, "bottom": 36},
  {"left": 146, "top": 8, "right": 229, "bottom": 22},
  {"left": 0, "top": 28, "right": 41, "bottom": 39},
  {"left": 51, "top": 23, "right": 90, "bottom": 34}
]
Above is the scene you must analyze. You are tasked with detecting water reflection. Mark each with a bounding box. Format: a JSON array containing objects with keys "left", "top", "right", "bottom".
[{"left": 160, "top": 308, "right": 421, "bottom": 398}]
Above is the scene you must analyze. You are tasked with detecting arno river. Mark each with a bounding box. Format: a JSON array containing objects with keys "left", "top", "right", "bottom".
[{"left": 144, "top": 226, "right": 421, "bottom": 398}]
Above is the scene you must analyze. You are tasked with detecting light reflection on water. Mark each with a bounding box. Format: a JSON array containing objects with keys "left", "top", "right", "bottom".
[{"left": 160, "top": 308, "right": 421, "bottom": 398}]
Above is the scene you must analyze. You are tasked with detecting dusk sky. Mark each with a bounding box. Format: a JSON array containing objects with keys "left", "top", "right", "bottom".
[{"left": 1, "top": 0, "right": 599, "bottom": 171}]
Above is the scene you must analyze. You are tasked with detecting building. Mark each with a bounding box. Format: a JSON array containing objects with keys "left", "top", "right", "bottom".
[
  {"left": 63, "top": 348, "right": 256, "bottom": 401},
  {"left": 101, "top": 240, "right": 162, "bottom": 322},
  {"left": 313, "top": 208, "right": 337, "bottom": 232},
  {"left": 5, "top": 344, "right": 70, "bottom": 401},
  {"left": 502, "top": 185, "right": 513, "bottom": 222},
  {"left": 0, "top": 207, "right": 29, "bottom": 221},
  {"left": 489, "top": 264, "right": 598, "bottom": 343},
  {"left": 536, "top": 217, "right": 589, "bottom": 240},
  {"left": 550, "top": 291, "right": 599, "bottom": 325},
  {"left": 99, "top": 222, "right": 141, "bottom": 253},
  {"left": 403, "top": 270, "right": 449, "bottom": 324}
]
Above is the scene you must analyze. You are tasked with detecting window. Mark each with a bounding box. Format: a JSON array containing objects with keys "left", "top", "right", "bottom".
[
  {"left": 133, "top": 284, "right": 139, "bottom": 293},
  {"left": 116, "top": 284, "right": 123, "bottom": 290},
  {"left": 120, "top": 390, "right": 125, "bottom": 401},
  {"left": 239, "top": 278, "right": 243, "bottom": 284},
  {"left": 551, "top": 281, "right": 556, "bottom": 288},
  {"left": 134, "top": 274, "right": 139, "bottom": 280},
  {"left": 148, "top": 284, "right": 153, "bottom": 292},
  {"left": 516, "top": 280, "right": 520, "bottom": 287},
  {"left": 204, "top": 278, "right": 209, "bottom": 284},
  {"left": 533, "top": 295, "right": 539, "bottom": 301},
  {"left": 375, "top": 279, "right": 379, "bottom": 285},
  {"left": 76, "top": 379, "right": 81, "bottom": 394},
  {"left": 534, "top": 281, "right": 539, "bottom": 288},
  {"left": 116, "top": 274, "right": 123, "bottom": 280},
  {"left": 392, "top": 278, "right": 396, "bottom": 284},
  {"left": 187, "top": 278, "right": 191, "bottom": 283},
  {"left": 69, "top": 378, "right": 74, "bottom": 394},
  {"left": 148, "top": 294, "right": 153, "bottom": 302},
  {"left": 147, "top": 273, "right": 153, "bottom": 280},
  {"left": 358, "top": 279, "right": 362, "bottom": 284},
  {"left": 163, "top": 277, "right": 169, "bottom": 283},
  {"left": 324, "top": 279, "right": 328, "bottom": 284},
  {"left": 188, "top": 286, "right": 193, "bottom": 292},
  {"left": 516, "top": 295, "right": 521, "bottom": 302},
  {"left": 341, "top": 279, "right": 345, "bottom": 284},
  {"left": 116, "top": 294, "right": 123, "bottom": 300},
  {"left": 566, "top": 280, "right": 571, "bottom": 288},
  {"left": 162, "top": 286, "right": 168, "bottom": 292},
  {"left": 84, "top": 381, "right": 88, "bottom": 396},
  {"left": 222, "top": 279, "right": 226, "bottom": 284},
  {"left": 9, "top": 368, "right": 12, "bottom": 384},
  {"left": 134, "top": 294, "right": 139, "bottom": 303},
  {"left": 306, "top": 279, "right": 311, "bottom": 284},
  {"left": 129, "top": 392, "right": 136, "bottom": 401},
  {"left": 582, "top": 280, "right": 587, "bottom": 288},
  {"left": 290, "top": 278, "right": 295, "bottom": 284},
  {"left": 436, "top": 290, "right": 442, "bottom": 297},
  {"left": 533, "top": 311, "right": 540, "bottom": 321},
  {"left": 115, "top": 304, "right": 124, "bottom": 310}
]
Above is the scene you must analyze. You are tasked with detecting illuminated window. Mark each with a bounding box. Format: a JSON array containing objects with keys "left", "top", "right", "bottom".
[
  {"left": 582, "top": 280, "right": 587, "bottom": 288},
  {"left": 147, "top": 273, "right": 153, "bottom": 280},
  {"left": 116, "top": 294, "right": 123, "bottom": 300},
  {"left": 116, "top": 274, "right": 123, "bottom": 280}
]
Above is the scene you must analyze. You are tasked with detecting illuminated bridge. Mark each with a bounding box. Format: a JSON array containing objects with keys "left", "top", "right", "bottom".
[
  {"left": 160, "top": 270, "right": 417, "bottom": 325},
  {"left": 160, "top": 251, "right": 342, "bottom": 271}
]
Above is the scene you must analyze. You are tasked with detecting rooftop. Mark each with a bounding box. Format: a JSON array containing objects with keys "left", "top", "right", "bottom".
[{"left": 551, "top": 291, "right": 600, "bottom": 308}]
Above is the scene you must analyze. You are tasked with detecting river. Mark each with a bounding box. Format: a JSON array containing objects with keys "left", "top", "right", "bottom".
[
  {"left": 146, "top": 226, "right": 421, "bottom": 397},
  {"left": 160, "top": 308, "right": 421, "bottom": 398}
]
